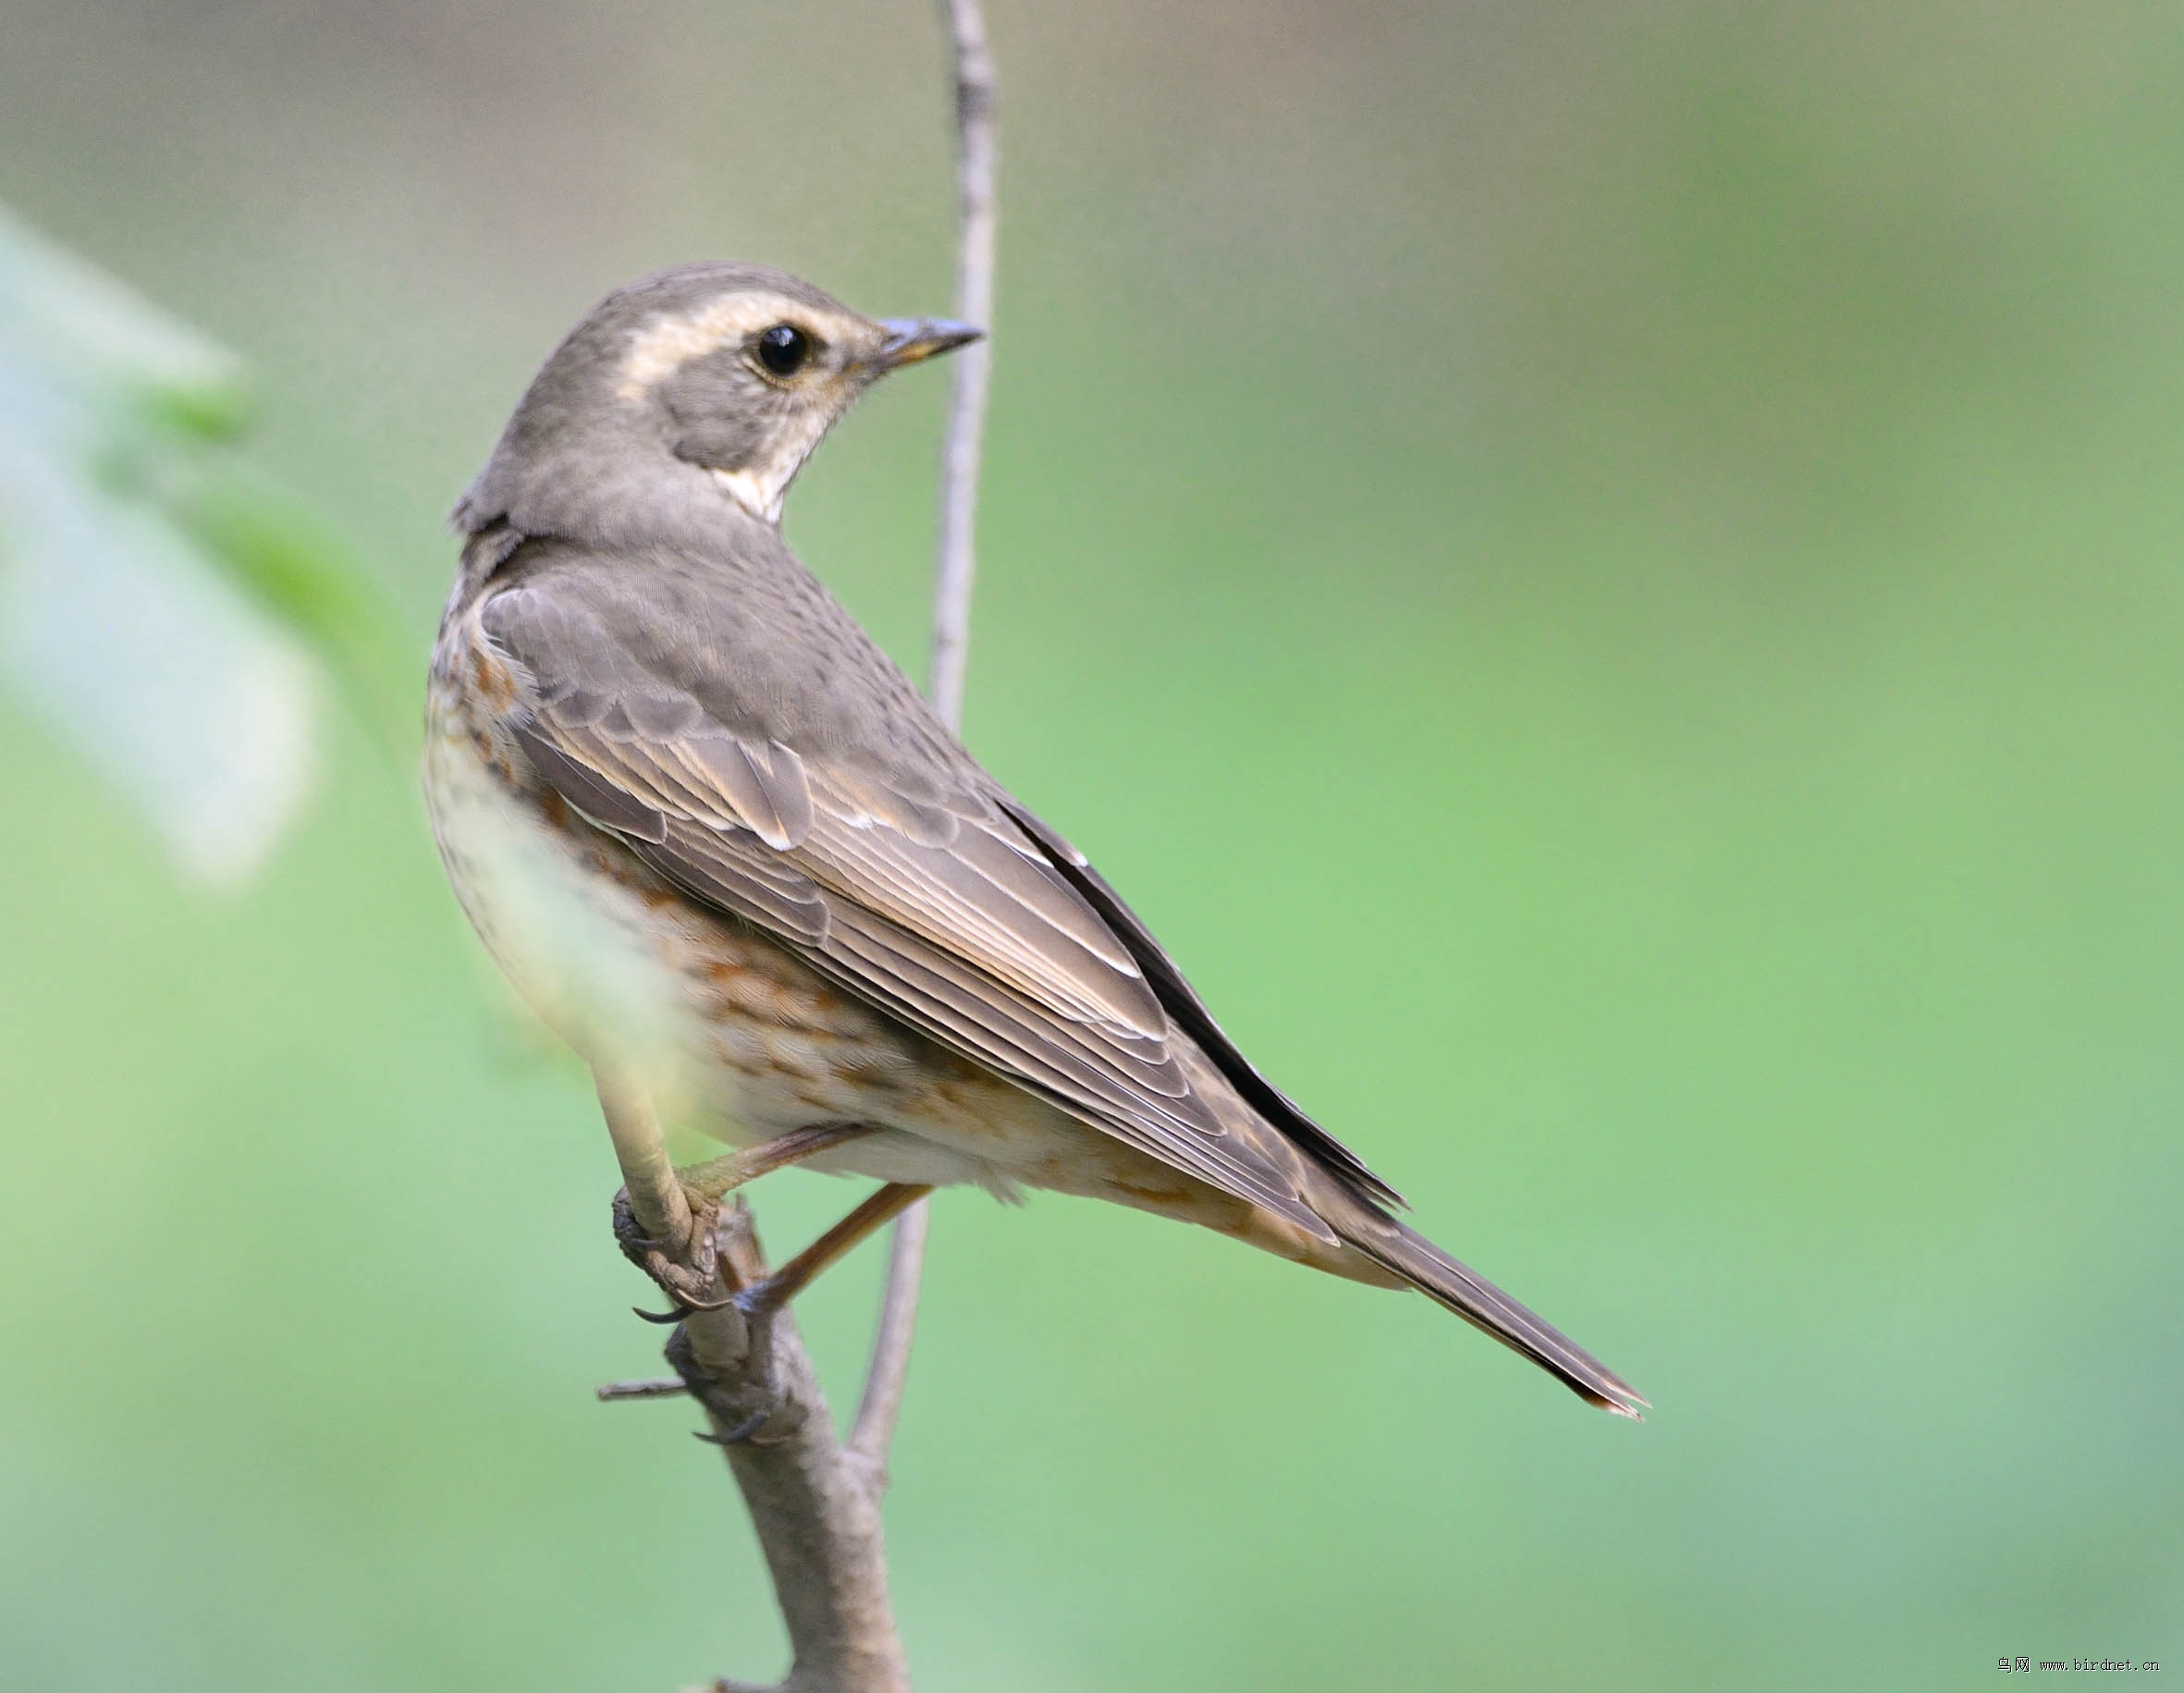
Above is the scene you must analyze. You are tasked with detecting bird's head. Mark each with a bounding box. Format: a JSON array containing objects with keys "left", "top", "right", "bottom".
[{"left": 456, "top": 263, "right": 979, "bottom": 540}]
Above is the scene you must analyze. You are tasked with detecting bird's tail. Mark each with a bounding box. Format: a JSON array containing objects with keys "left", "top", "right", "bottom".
[{"left": 1328, "top": 1197, "right": 1648, "bottom": 1418}]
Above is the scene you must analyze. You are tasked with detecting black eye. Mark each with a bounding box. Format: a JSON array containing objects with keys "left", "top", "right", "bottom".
[{"left": 755, "top": 323, "right": 810, "bottom": 377}]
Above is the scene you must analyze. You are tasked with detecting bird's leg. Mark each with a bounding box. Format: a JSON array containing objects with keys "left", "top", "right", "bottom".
[
  {"left": 595, "top": 1067, "right": 693, "bottom": 1268},
  {"left": 675, "top": 1121, "right": 883, "bottom": 1207},
  {"left": 704, "top": 1182, "right": 938, "bottom": 1445},
  {"left": 735, "top": 1182, "right": 938, "bottom": 1319}
]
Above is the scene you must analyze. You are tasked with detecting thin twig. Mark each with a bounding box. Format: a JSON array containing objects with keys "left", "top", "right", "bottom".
[
  {"left": 854, "top": 0, "right": 999, "bottom": 1474},
  {"left": 596, "top": 1378, "right": 690, "bottom": 1401},
  {"left": 927, "top": 0, "right": 999, "bottom": 734},
  {"left": 848, "top": 1196, "right": 928, "bottom": 1462}
]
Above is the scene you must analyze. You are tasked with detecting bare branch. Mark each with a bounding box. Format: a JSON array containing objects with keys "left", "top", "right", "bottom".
[
  {"left": 602, "top": 1074, "right": 910, "bottom": 1692},
  {"left": 927, "top": 0, "right": 999, "bottom": 736},
  {"left": 848, "top": 1195, "right": 929, "bottom": 1463},
  {"left": 673, "top": 1204, "right": 911, "bottom": 1693},
  {"left": 855, "top": 0, "right": 1000, "bottom": 1477}
]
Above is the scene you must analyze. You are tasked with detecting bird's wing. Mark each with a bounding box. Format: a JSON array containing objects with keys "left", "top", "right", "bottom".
[{"left": 481, "top": 566, "right": 1356, "bottom": 1237}]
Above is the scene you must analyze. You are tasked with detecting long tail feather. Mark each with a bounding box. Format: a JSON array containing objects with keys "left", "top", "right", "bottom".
[{"left": 1338, "top": 1209, "right": 1648, "bottom": 1418}]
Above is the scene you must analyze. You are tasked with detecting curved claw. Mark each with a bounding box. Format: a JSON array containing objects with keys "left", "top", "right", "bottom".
[{"left": 632, "top": 1287, "right": 736, "bottom": 1323}]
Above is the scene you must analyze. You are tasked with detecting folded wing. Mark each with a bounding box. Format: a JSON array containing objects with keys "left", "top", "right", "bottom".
[{"left": 482, "top": 566, "right": 1389, "bottom": 1238}]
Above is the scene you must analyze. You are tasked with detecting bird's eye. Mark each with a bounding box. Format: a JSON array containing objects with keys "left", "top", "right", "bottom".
[{"left": 755, "top": 323, "right": 810, "bottom": 378}]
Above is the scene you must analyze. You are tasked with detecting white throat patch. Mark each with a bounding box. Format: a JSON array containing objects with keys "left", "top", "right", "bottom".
[{"left": 711, "top": 466, "right": 782, "bottom": 523}]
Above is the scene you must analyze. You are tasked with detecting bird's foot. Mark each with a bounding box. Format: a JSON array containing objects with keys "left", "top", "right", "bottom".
[{"left": 612, "top": 1184, "right": 733, "bottom": 1321}]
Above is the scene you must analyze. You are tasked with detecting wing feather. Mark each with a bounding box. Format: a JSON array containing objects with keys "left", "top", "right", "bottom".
[{"left": 480, "top": 567, "right": 1371, "bottom": 1235}]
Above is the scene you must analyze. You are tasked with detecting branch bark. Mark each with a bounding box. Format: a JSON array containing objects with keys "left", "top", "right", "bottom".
[
  {"left": 669, "top": 1204, "right": 909, "bottom": 1693},
  {"left": 600, "top": 7, "right": 1000, "bottom": 1689}
]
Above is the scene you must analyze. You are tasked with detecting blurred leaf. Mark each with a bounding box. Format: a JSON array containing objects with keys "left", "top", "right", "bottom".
[
  {"left": 0, "top": 203, "right": 404, "bottom": 883},
  {"left": 0, "top": 202, "right": 250, "bottom": 448},
  {"left": 164, "top": 458, "right": 416, "bottom": 753}
]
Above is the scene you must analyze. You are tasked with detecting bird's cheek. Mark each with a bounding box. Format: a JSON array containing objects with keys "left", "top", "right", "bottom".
[{"left": 669, "top": 409, "right": 768, "bottom": 473}]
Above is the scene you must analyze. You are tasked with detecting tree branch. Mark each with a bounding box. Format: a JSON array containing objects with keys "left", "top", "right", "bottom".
[
  {"left": 602, "top": 1093, "right": 909, "bottom": 1693},
  {"left": 852, "top": 0, "right": 1000, "bottom": 1475},
  {"left": 672, "top": 1206, "right": 910, "bottom": 1693}
]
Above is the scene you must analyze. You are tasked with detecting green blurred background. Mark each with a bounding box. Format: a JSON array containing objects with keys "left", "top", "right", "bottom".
[{"left": 3, "top": 2, "right": 2179, "bottom": 1687}]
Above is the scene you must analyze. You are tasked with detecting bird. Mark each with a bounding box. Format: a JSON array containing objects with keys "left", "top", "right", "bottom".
[{"left": 424, "top": 261, "right": 1643, "bottom": 1418}]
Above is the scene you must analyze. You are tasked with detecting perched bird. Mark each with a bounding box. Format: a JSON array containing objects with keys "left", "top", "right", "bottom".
[{"left": 426, "top": 262, "right": 1643, "bottom": 1417}]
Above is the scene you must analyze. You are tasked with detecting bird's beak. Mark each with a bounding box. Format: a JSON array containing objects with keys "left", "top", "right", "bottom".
[{"left": 863, "top": 317, "right": 984, "bottom": 374}]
